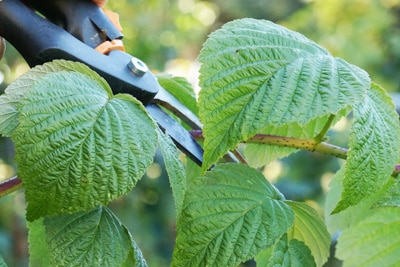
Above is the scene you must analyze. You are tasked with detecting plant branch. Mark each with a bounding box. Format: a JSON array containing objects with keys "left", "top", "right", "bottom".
[
  {"left": 230, "top": 149, "right": 248, "bottom": 164},
  {"left": 250, "top": 133, "right": 348, "bottom": 159},
  {"left": 190, "top": 130, "right": 348, "bottom": 160},
  {"left": 190, "top": 130, "right": 400, "bottom": 178},
  {"left": 2, "top": 130, "right": 399, "bottom": 198},
  {"left": 0, "top": 176, "right": 22, "bottom": 198}
]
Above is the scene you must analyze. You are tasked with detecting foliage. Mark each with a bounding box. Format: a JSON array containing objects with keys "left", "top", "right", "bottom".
[
  {"left": 1, "top": 14, "right": 400, "bottom": 267},
  {"left": 282, "top": 0, "right": 400, "bottom": 92}
]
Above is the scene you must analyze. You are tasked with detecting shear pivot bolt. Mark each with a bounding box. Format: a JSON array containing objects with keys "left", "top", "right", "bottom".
[{"left": 128, "top": 57, "right": 148, "bottom": 77}]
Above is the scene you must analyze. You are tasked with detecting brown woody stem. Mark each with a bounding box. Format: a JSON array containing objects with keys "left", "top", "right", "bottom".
[{"left": 0, "top": 176, "right": 22, "bottom": 198}]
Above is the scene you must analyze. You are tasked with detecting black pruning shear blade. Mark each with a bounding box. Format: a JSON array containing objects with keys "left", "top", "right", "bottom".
[{"left": 0, "top": 0, "right": 204, "bottom": 165}]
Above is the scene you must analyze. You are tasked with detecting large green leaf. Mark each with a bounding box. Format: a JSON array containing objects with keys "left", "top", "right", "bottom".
[
  {"left": 333, "top": 83, "right": 400, "bottom": 213},
  {"left": 13, "top": 70, "right": 157, "bottom": 221},
  {"left": 156, "top": 126, "right": 186, "bottom": 218},
  {"left": 44, "top": 206, "right": 146, "bottom": 267},
  {"left": 172, "top": 163, "right": 294, "bottom": 267},
  {"left": 0, "top": 60, "right": 108, "bottom": 137},
  {"left": 286, "top": 201, "right": 330, "bottom": 266},
  {"left": 198, "top": 18, "right": 370, "bottom": 169},
  {"left": 336, "top": 207, "right": 400, "bottom": 267},
  {"left": 255, "top": 234, "right": 316, "bottom": 267}
]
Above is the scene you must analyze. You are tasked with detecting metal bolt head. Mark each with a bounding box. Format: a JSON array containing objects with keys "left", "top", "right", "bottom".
[{"left": 128, "top": 57, "right": 148, "bottom": 77}]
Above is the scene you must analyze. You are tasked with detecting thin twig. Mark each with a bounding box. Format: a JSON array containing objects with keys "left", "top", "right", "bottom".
[
  {"left": 0, "top": 176, "right": 22, "bottom": 198},
  {"left": 1, "top": 130, "right": 399, "bottom": 198},
  {"left": 190, "top": 129, "right": 400, "bottom": 178},
  {"left": 231, "top": 149, "right": 248, "bottom": 164}
]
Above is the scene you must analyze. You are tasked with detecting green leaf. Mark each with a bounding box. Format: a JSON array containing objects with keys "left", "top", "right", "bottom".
[
  {"left": 336, "top": 207, "right": 400, "bottom": 267},
  {"left": 198, "top": 18, "right": 370, "bottom": 169},
  {"left": 373, "top": 178, "right": 400, "bottom": 208},
  {"left": 333, "top": 83, "right": 400, "bottom": 213},
  {"left": 44, "top": 206, "right": 146, "bottom": 267},
  {"left": 0, "top": 60, "right": 108, "bottom": 137},
  {"left": 156, "top": 126, "right": 186, "bottom": 218},
  {"left": 120, "top": 240, "right": 148, "bottom": 267},
  {"left": 157, "top": 74, "right": 198, "bottom": 114},
  {"left": 28, "top": 218, "right": 52, "bottom": 267},
  {"left": 172, "top": 163, "right": 294, "bottom": 267},
  {"left": 255, "top": 234, "right": 316, "bottom": 267},
  {"left": 255, "top": 245, "right": 274, "bottom": 265},
  {"left": 185, "top": 156, "right": 202, "bottom": 185},
  {"left": 0, "top": 255, "right": 7, "bottom": 267},
  {"left": 286, "top": 239, "right": 317, "bottom": 267},
  {"left": 325, "top": 167, "right": 394, "bottom": 234},
  {"left": 286, "top": 201, "right": 330, "bottom": 266},
  {"left": 13, "top": 70, "right": 157, "bottom": 221}
]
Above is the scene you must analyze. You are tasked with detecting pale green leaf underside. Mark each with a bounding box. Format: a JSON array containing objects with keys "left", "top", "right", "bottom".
[
  {"left": 286, "top": 201, "right": 330, "bottom": 266},
  {"left": 28, "top": 218, "right": 52, "bottom": 267},
  {"left": 198, "top": 18, "right": 370, "bottom": 169},
  {"left": 256, "top": 234, "right": 316, "bottom": 267},
  {"left": 0, "top": 255, "right": 7, "bottom": 267},
  {"left": 44, "top": 207, "right": 145, "bottom": 267},
  {"left": 0, "top": 60, "right": 109, "bottom": 137},
  {"left": 325, "top": 167, "right": 394, "bottom": 234},
  {"left": 13, "top": 71, "right": 157, "bottom": 221},
  {"left": 157, "top": 74, "right": 198, "bottom": 114},
  {"left": 173, "top": 163, "right": 294, "bottom": 267},
  {"left": 337, "top": 207, "right": 400, "bottom": 267},
  {"left": 120, "top": 239, "right": 148, "bottom": 267},
  {"left": 156, "top": 126, "right": 186, "bottom": 218},
  {"left": 373, "top": 178, "right": 400, "bottom": 208},
  {"left": 333, "top": 83, "right": 400, "bottom": 213}
]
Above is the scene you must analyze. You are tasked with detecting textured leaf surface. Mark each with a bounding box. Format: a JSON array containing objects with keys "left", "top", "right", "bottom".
[
  {"left": 336, "top": 207, "right": 400, "bottom": 267},
  {"left": 172, "top": 163, "right": 294, "bottom": 267},
  {"left": 255, "top": 234, "right": 315, "bottom": 267},
  {"left": 286, "top": 201, "right": 330, "bottom": 266},
  {"left": 198, "top": 18, "right": 370, "bottom": 169},
  {"left": 373, "top": 178, "right": 400, "bottom": 208},
  {"left": 333, "top": 83, "right": 400, "bottom": 213},
  {"left": 44, "top": 206, "right": 146, "bottom": 267},
  {"left": 156, "top": 126, "right": 186, "bottom": 217},
  {"left": 157, "top": 74, "right": 198, "bottom": 114},
  {"left": 0, "top": 60, "right": 107, "bottom": 137},
  {"left": 13, "top": 70, "right": 157, "bottom": 220},
  {"left": 120, "top": 240, "right": 148, "bottom": 267},
  {"left": 325, "top": 167, "right": 394, "bottom": 234}
]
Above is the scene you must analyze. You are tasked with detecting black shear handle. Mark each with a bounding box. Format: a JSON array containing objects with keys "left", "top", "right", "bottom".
[
  {"left": 22, "top": 0, "right": 122, "bottom": 48},
  {"left": 0, "top": 0, "right": 159, "bottom": 105}
]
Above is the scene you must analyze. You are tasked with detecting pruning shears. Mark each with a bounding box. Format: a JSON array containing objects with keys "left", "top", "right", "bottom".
[{"left": 0, "top": 0, "right": 205, "bottom": 165}]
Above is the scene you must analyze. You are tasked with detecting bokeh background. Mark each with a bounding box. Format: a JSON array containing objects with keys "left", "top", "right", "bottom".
[{"left": 1, "top": 0, "right": 400, "bottom": 266}]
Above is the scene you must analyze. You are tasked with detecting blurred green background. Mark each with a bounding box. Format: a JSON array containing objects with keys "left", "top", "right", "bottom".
[{"left": 1, "top": 0, "right": 400, "bottom": 266}]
